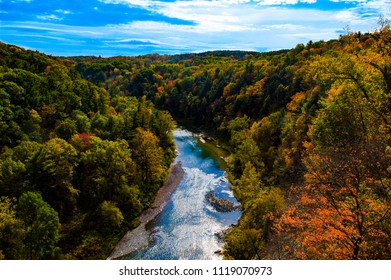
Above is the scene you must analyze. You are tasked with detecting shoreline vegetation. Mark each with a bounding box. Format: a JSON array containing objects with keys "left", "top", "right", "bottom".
[{"left": 107, "top": 161, "right": 184, "bottom": 260}]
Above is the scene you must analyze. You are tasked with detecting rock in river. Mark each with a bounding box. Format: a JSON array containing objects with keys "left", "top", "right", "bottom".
[{"left": 205, "top": 191, "right": 240, "bottom": 212}]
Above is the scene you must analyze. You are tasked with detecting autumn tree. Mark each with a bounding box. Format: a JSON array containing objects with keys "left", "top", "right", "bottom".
[
  {"left": 277, "top": 142, "right": 391, "bottom": 259},
  {"left": 132, "top": 128, "right": 165, "bottom": 186},
  {"left": 276, "top": 25, "right": 391, "bottom": 258},
  {"left": 0, "top": 197, "right": 24, "bottom": 259}
]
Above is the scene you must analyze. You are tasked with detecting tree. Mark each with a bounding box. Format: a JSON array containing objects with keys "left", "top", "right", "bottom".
[
  {"left": 151, "top": 110, "right": 175, "bottom": 153},
  {"left": 0, "top": 197, "right": 24, "bottom": 259},
  {"left": 0, "top": 157, "right": 26, "bottom": 198},
  {"left": 227, "top": 115, "right": 250, "bottom": 141},
  {"left": 276, "top": 80, "right": 391, "bottom": 259},
  {"left": 229, "top": 138, "right": 263, "bottom": 178},
  {"left": 112, "top": 184, "right": 142, "bottom": 220},
  {"left": 72, "top": 110, "right": 91, "bottom": 133},
  {"left": 224, "top": 228, "right": 264, "bottom": 260},
  {"left": 276, "top": 24, "right": 391, "bottom": 259},
  {"left": 79, "top": 138, "right": 137, "bottom": 209},
  {"left": 132, "top": 128, "right": 164, "bottom": 185},
  {"left": 224, "top": 187, "right": 284, "bottom": 259},
  {"left": 54, "top": 119, "right": 77, "bottom": 141},
  {"left": 277, "top": 144, "right": 391, "bottom": 259},
  {"left": 98, "top": 201, "right": 124, "bottom": 229},
  {"left": 233, "top": 161, "right": 261, "bottom": 205},
  {"left": 27, "top": 138, "right": 79, "bottom": 221},
  {"left": 17, "top": 192, "right": 60, "bottom": 259},
  {"left": 0, "top": 141, "right": 42, "bottom": 198}
]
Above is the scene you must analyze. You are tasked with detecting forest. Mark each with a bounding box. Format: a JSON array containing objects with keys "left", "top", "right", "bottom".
[
  {"left": 1, "top": 19, "right": 390, "bottom": 259},
  {"left": 0, "top": 43, "right": 175, "bottom": 259}
]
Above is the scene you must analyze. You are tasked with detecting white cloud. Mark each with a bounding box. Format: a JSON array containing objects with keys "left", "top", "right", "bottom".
[
  {"left": 98, "top": 0, "right": 156, "bottom": 8},
  {"left": 55, "top": 9, "right": 71, "bottom": 14},
  {"left": 265, "top": 23, "right": 306, "bottom": 30},
  {"left": 329, "top": 0, "right": 367, "bottom": 2},
  {"left": 17, "top": 34, "right": 83, "bottom": 43},
  {"left": 37, "top": 14, "right": 63, "bottom": 21},
  {"left": 3, "top": 21, "right": 103, "bottom": 36},
  {"left": 99, "top": 0, "right": 259, "bottom": 33},
  {"left": 257, "top": 0, "right": 316, "bottom": 5},
  {"left": 98, "top": 0, "right": 323, "bottom": 34},
  {"left": 335, "top": 10, "right": 362, "bottom": 23},
  {"left": 364, "top": 0, "right": 391, "bottom": 18}
]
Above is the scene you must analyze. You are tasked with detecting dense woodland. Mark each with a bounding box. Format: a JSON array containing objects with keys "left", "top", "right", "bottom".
[
  {"left": 1, "top": 19, "right": 390, "bottom": 260},
  {"left": 0, "top": 43, "right": 175, "bottom": 259}
]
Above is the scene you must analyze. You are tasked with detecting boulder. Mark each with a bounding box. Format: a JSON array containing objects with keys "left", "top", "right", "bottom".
[{"left": 205, "top": 191, "right": 240, "bottom": 212}]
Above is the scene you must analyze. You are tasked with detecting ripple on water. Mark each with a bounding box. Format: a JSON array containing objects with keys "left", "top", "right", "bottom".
[{"left": 129, "top": 129, "right": 240, "bottom": 260}]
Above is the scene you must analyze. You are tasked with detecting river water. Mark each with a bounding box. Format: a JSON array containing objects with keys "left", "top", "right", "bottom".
[{"left": 126, "top": 128, "right": 241, "bottom": 260}]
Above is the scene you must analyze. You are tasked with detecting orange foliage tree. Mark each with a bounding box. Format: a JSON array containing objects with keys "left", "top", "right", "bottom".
[
  {"left": 276, "top": 20, "right": 391, "bottom": 259},
  {"left": 277, "top": 143, "right": 391, "bottom": 259}
]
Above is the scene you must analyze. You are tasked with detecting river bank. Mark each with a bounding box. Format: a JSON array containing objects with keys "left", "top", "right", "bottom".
[{"left": 107, "top": 161, "right": 184, "bottom": 260}]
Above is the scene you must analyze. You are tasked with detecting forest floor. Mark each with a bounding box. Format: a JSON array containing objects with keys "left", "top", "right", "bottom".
[{"left": 107, "top": 161, "right": 184, "bottom": 259}]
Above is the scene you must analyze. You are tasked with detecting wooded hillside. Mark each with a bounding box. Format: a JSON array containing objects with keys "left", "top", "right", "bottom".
[
  {"left": 73, "top": 20, "right": 391, "bottom": 260},
  {"left": 0, "top": 42, "right": 175, "bottom": 259}
]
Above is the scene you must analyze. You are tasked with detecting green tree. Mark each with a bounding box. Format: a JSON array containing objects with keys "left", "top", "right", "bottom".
[
  {"left": 113, "top": 184, "right": 142, "bottom": 220},
  {"left": 0, "top": 157, "right": 26, "bottom": 198},
  {"left": 79, "top": 138, "right": 137, "bottom": 209},
  {"left": 224, "top": 228, "right": 264, "bottom": 260},
  {"left": 72, "top": 110, "right": 91, "bottom": 133},
  {"left": 17, "top": 192, "right": 60, "bottom": 259},
  {"left": 224, "top": 188, "right": 284, "bottom": 259},
  {"left": 98, "top": 201, "right": 124, "bottom": 229},
  {"left": 229, "top": 138, "right": 264, "bottom": 177},
  {"left": 27, "top": 138, "right": 79, "bottom": 221},
  {"left": 233, "top": 161, "right": 261, "bottom": 205},
  {"left": 53, "top": 119, "right": 77, "bottom": 141}
]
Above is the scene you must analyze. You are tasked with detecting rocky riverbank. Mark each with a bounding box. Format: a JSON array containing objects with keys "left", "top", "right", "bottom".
[{"left": 107, "top": 161, "right": 184, "bottom": 260}]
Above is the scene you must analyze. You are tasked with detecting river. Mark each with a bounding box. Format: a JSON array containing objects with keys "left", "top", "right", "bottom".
[{"left": 124, "top": 128, "right": 241, "bottom": 260}]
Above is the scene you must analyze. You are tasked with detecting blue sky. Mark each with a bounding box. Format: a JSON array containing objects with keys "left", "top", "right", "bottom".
[{"left": 1, "top": 0, "right": 390, "bottom": 56}]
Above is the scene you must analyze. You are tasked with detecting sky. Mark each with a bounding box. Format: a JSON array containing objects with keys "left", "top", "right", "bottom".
[{"left": 1, "top": 0, "right": 390, "bottom": 57}]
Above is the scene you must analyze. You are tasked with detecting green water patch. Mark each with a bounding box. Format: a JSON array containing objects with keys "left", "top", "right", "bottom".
[{"left": 195, "top": 135, "right": 230, "bottom": 171}]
